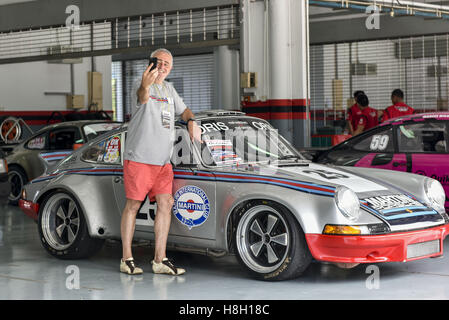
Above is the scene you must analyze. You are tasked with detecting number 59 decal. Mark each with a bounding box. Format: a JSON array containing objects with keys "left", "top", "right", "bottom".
[{"left": 370, "top": 135, "right": 389, "bottom": 151}]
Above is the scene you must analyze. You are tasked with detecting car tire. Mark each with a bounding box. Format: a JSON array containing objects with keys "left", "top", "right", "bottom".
[
  {"left": 8, "top": 165, "right": 27, "bottom": 205},
  {"left": 234, "top": 200, "right": 312, "bottom": 281},
  {"left": 38, "top": 191, "right": 104, "bottom": 259}
]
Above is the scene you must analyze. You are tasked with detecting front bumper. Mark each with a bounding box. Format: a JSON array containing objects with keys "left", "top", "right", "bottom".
[
  {"left": 19, "top": 199, "right": 39, "bottom": 220},
  {"left": 305, "top": 224, "right": 449, "bottom": 263}
]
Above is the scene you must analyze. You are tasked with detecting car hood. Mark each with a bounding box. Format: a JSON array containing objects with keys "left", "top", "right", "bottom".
[
  {"left": 210, "top": 161, "right": 446, "bottom": 231},
  {"left": 216, "top": 162, "right": 395, "bottom": 195}
]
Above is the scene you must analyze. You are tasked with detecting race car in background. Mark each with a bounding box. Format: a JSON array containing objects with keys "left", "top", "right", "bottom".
[
  {"left": 0, "top": 149, "right": 10, "bottom": 205},
  {"left": 315, "top": 112, "right": 449, "bottom": 212},
  {"left": 6, "top": 120, "right": 122, "bottom": 204},
  {"left": 19, "top": 111, "right": 449, "bottom": 281}
]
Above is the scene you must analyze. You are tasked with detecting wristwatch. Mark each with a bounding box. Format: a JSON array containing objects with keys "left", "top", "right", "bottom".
[{"left": 186, "top": 118, "right": 196, "bottom": 125}]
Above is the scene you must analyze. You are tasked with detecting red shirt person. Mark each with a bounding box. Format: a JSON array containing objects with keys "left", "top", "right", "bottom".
[
  {"left": 347, "top": 90, "right": 364, "bottom": 135},
  {"left": 382, "top": 89, "right": 414, "bottom": 122},
  {"left": 353, "top": 93, "right": 378, "bottom": 136}
]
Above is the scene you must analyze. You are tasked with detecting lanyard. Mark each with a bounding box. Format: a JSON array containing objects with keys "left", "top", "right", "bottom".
[{"left": 152, "top": 83, "right": 170, "bottom": 103}]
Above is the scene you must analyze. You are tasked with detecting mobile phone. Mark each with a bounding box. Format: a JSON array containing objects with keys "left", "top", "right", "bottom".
[{"left": 149, "top": 57, "right": 158, "bottom": 71}]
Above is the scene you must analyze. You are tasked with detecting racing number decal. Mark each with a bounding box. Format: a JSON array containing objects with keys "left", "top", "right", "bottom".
[
  {"left": 302, "top": 169, "right": 349, "bottom": 180},
  {"left": 370, "top": 135, "right": 389, "bottom": 151}
]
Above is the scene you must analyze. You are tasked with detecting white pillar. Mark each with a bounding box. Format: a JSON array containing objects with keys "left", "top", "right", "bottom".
[{"left": 214, "top": 45, "right": 240, "bottom": 110}]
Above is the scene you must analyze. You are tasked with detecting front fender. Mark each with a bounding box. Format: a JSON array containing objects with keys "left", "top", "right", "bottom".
[{"left": 216, "top": 181, "right": 383, "bottom": 251}]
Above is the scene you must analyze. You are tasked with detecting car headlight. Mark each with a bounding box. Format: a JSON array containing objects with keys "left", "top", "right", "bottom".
[
  {"left": 424, "top": 178, "right": 446, "bottom": 210},
  {"left": 334, "top": 186, "right": 360, "bottom": 222}
]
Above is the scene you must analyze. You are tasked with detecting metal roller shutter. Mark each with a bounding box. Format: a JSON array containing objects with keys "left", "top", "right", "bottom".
[
  {"left": 112, "top": 61, "right": 124, "bottom": 122},
  {"left": 310, "top": 34, "right": 449, "bottom": 132},
  {"left": 122, "top": 53, "right": 214, "bottom": 118}
]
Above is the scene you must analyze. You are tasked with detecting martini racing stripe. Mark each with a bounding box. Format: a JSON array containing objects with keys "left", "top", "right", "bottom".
[
  {"left": 30, "top": 167, "right": 123, "bottom": 184},
  {"left": 40, "top": 151, "right": 73, "bottom": 162},
  {"left": 360, "top": 202, "right": 440, "bottom": 225},
  {"left": 30, "top": 167, "right": 336, "bottom": 197},
  {"left": 173, "top": 169, "right": 336, "bottom": 197}
]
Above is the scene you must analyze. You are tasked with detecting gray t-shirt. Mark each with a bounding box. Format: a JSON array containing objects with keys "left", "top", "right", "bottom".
[{"left": 124, "top": 80, "right": 187, "bottom": 165}]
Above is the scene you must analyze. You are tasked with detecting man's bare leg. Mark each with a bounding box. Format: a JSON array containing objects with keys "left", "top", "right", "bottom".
[
  {"left": 153, "top": 194, "right": 174, "bottom": 263},
  {"left": 121, "top": 199, "right": 143, "bottom": 260}
]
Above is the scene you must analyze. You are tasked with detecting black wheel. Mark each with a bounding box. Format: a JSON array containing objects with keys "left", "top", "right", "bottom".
[
  {"left": 234, "top": 200, "right": 312, "bottom": 281},
  {"left": 8, "top": 165, "right": 27, "bottom": 205},
  {"left": 38, "top": 191, "right": 104, "bottom": 259}
]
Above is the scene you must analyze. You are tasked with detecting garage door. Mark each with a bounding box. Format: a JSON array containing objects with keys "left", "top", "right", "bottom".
[{"left": 123, "top": 54, "right": 214, "bottom": 117}]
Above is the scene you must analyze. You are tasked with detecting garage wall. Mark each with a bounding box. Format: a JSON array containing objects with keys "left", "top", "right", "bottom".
[{"left": 0, "top": 56, "right": 112, "bottom": 112}]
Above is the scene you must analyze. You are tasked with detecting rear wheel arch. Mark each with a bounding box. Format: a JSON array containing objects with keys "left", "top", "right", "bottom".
[
  {"left": 37, "top": 189, "right": 104, "bottom": 259},
  {"left": 37, "top": 187, "right": 94, "bottom": 237}
]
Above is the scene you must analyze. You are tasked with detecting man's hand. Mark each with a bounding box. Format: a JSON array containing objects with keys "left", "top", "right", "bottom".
[
  {"left": 137, "top": 63, "right": 159, "bottom": 105},
  {"left": 188, "top": 120, "right": 202, "bottom": 143}
]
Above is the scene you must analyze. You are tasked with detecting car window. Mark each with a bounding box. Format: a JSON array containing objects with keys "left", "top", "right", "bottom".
[
  {"left": 26, "top": 132, "right": 47, "bottom": 150},
  {"left": 83, "top": 123, "right": 123, "bottom": 142},
  {"left": 196, "top": 118, "right": 298, "bottom": 167},
  {"left": 397, "top": 121, "right": 447, "bottom": 153},
  {"left": 353, "top": 127, "right": 394, "bottom": 153},
  {"left": 48, "top": 128, "right": 82, "bottom": 150},
  {"left": 81, "top": 134, "right": 122, "bottom": 165},
  {"left": 171, "top": 128, "right": 198, "bottom": 166}
]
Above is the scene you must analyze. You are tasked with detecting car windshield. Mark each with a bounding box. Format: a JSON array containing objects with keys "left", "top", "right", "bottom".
[
  {"left": 195, "top": 118, "right": 302, "bottom": 167},
  {"left": 82, "top": 123, "right": 122, "bottom": 142}
]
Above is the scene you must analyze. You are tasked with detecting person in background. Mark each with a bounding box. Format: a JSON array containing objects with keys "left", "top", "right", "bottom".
[
  {"left": 346, "top": 90, "right": 365, "bottom": 135},
  {"left": 352, "top": 93, "right": 378, "bottom": 136},
  {"left": 382, "top": 89, "right": 414, "bottom": 122}
]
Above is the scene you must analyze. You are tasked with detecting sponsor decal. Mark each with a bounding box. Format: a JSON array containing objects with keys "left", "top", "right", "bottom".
[
  {"left": 28, "top": 136, "right": 46, "bottom": 149},
  {"left": 364, "top": 194, "right": 423, "bottom": 211},
  {"left": 103, "top": 136, "right": 120, "bottom": 164},
  {"left": 173, "top": 185, "right": 210, "bottom": 230}
]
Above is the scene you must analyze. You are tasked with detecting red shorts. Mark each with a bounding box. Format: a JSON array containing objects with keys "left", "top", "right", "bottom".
[{"left": 123, "top": 160, "right": 174, "bottom": 202}]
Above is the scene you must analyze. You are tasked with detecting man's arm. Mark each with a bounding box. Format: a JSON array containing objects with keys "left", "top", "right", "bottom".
[
  {"left": 137, "top": 63, "right": 159, "bottom": 105},
  {"left": 180, "top": 108, "right": 202, "bottom": 142}
]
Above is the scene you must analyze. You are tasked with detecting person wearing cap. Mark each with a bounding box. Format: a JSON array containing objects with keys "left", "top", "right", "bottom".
[{"left": 119, "top": 48, "right": 201, "bottom": 276}]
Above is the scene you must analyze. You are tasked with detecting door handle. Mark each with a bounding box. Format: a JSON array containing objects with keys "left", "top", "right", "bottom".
[
  {"left": 114, "top": 176, "right": 123, "bottom": 183},
  {"left": 392, "top": 162, "right": 407, "bottom": 167}
]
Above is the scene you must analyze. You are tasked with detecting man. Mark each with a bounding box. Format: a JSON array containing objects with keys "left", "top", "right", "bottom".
[
  {"left": 346, "top": 90, "right": 365, "bottom": 135},
  {"left": 120, "top": 48, "right": 201, "bottom": 276},
  {"left": 352, "top": 93, "right": 378, "bottom": 136},
  {"left": 382, "top": 89, "right": 414, "bottom": 122}
]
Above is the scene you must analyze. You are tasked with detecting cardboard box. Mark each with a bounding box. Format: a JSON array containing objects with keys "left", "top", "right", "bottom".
[
  {"left": 88, "top": 72, "right": 103, "bottom": 109},
  {"left": 66, "top": 95, "right": 84, "bottom": 109},
  {"left": 332, "top": 79, "right": 343, "bottom": 110},
  {"left": 240, "top": 72, "right": 257, "bottom": 88}
]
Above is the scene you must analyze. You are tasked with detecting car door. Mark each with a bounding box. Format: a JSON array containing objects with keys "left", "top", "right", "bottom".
[
  {"left": 396, "top": 120, "right": 449, "bottom": 210},
  {"left": 114, "top": 128, "right": 217, "bottom": 241},
  {"left": 350, "top": 126, "right": 407, "bottom": 171}
]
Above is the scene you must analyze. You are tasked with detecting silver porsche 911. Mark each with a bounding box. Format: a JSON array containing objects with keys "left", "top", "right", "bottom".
[{"left": 20, "top": 111, "right": 449, "bottom": 281}]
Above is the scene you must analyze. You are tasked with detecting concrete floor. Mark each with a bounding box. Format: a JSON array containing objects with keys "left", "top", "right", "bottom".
[{"left": 1, "top": 204, "right": 449, "bottom": 300}]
